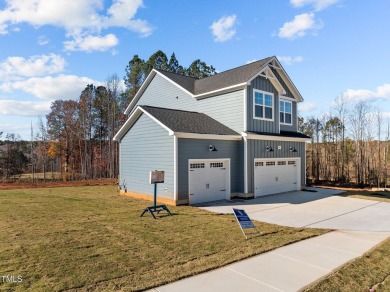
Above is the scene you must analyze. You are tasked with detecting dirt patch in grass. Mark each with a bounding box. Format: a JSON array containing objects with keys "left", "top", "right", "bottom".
[
  {"left": 0, "top": 186, "right": 328, "bottom": 291},
  {"left": 338, "top": 190, "right": 390, "bottom": 203},
  {"left": 305, "top": 238, "right": 390, "bottom": 291},
  {"left": 0, "top": 178, "right": 116, "bottom": 190}
]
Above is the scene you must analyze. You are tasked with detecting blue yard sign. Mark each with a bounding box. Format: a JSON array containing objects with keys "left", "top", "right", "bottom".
[{"left": 233, "top": 208, "right": 260, "bottom": 239}]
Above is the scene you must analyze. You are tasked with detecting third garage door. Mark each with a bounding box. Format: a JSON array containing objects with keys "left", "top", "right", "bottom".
[{"left": 254, "top": 159, "right": 300, "bottom": 197}]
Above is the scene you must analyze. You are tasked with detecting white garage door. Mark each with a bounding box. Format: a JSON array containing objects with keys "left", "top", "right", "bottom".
[
  {"left": 254, "top": 159, "right": 300, "bottom": 197},
  {"left": 189, "top": 160, "right": 229, "bottom": 205}
]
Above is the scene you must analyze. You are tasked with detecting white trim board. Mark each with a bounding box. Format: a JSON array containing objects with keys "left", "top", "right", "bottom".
[{"left": 172, "top": 132, "right": 242, "bottom": 140}]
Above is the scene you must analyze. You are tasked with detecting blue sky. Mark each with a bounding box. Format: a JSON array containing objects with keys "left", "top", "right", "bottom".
[{"left": 0, "top": 0, "right": 389, "bottom": 139}]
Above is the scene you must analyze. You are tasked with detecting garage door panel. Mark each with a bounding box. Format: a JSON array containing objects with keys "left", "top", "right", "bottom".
[
  {"left": 254, "top": 159, "right": 299, "bottom": 197},
  {"left": 189, "top": 161, "right": 228, "bottom": 205}
]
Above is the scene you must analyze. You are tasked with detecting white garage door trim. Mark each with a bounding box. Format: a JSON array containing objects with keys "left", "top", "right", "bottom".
[
  {"left": 188, "top": 158, "right": 231, "bottom": 204},
  {"left": 254, "top": 157, "right": 301, "bottom": 197}
]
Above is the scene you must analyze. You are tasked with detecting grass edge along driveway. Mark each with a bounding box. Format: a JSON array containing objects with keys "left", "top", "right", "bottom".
[
  {"left": 0, "top": 185, "right": 328, "bottom": 291},
  {"left": 305, "top": 238, "right": 390, "bottom": 292},
  {"left": 305, "top": 191, "right": 390, "bottom": 292}
]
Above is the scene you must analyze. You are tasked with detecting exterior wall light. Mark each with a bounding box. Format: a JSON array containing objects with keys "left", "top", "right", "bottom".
[
  {"left": 266, "top": 146, "right": 274, "bottom": 152},
  {"left": 289, "top": 146, "right": 297, "bottom": 152},
  {"left": 209, "top": 145, "right": 218, "bottom": 151}
]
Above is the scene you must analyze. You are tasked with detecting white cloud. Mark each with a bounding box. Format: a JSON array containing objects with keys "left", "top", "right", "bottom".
[
  {"left": 0, "top": 54, "right": 66, "bottom": 80},
  {"left": 38, "top": 35, "right": 49, "bottom": 45},
  {"left": 298, "top": 101, "right": 317, "bottom": 112},
  {"left": 277, "top": 56, "right": 304, "bottom": 65},
  {"left": 4, "top": 74, "right": 100, "bottom": 100},
  {"left": 0, "top": 0, "right": 152, "bottom": 50},
  {"left": 344, "top": 84, "right": 390, "bottom": 103},
  {"left": 246, "top": 59, "right": 257, "bottom": 64},
  {"left": 290, "top": 0, "right": 340, "bottom": 11},
  {"left": 64, "top": 33, "right": 119, "bottom": 52},
  {"left": 278, "top": 13, "right": 322, "bottom": 40},
  {"left": 0, "top": 100, "right": 52, "bottom": 116},
  {"left": 210, "top": 15, "right": 237, "bottom": 42}
]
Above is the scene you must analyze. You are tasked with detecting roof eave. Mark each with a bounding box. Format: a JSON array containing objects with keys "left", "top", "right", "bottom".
[
  {"left": 124, "top": 70, "right": 158, "bottom": 115},
  {"left": 270, "top": 56, "right": 304, "bottom": 102},
  {"left": 242, "top": 132, "right": 310, "bottom": 142},
  {"left": 194, "top": 83, "right": 247, "bottom": 100}
]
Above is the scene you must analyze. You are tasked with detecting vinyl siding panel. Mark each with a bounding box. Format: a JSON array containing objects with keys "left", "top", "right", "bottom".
[
  {"left": 133, "top": 74, "right": 244, "bottom": 133},
  {"left": 246, "top": 140, "right": 306, "bottom": 193},
  {"left": 177, "top": 139, "right": 243, "bottom": 201},
  {"left": 119, "top": 113, "right": 174, "bottom": 200},
  {"left": 247, "top": 76, "right": 279, "bottom": 134}
]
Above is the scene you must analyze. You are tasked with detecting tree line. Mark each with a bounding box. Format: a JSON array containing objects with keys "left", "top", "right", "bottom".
[
  {"left": 300, "top": 95, "right": 390, "bottom": 188},
  {"left": 0, "top": 51, "right": 217, "bottom": 181}
]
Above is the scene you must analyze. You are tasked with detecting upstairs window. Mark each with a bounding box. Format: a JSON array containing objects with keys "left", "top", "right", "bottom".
[
  {"left": 280, "top": 100, "right": 292, "bottom": 125},
  {"left": 254, "top": 90, "right": 273, "bottom": 120}
]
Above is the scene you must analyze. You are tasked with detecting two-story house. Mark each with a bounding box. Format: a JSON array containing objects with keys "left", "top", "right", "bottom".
[{"left": 113, "top": 56, "right": 310, "bottom": 205}]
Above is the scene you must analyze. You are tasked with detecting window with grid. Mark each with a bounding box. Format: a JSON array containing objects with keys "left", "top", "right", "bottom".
[
  {"left": 254, "top": 90, "right": 273, "bottom": 120},
  {"left": 210, "top": 162, "right": 223, "bottom": 168},
  {"left": 288, "top": 161, "right": 296, "bottom": 165},
  {"left": 266, "top": 161, "right": 276, "bottom": 166},
  {"left": 190, "top": 163, "right": 205, "bottom": 169},
  {"left": 255, "top": 162, "right": 264, "bottom": 166},
  {"left": 278, "top": 161, "right": 286, "bottom": 165},
  {"left": 280, "top": 100, "right": 292, "bottom": 125}
]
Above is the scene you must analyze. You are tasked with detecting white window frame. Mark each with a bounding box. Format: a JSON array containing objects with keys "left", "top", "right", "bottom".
[
  {"left": 279, "top": 99, "right": 293, "bottom": 125},
  {"left": 253, "top": 89, "right": 274, "bottom": 121}
]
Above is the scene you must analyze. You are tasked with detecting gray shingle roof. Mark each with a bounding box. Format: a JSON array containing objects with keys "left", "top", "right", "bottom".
[
  {"left": 140, "top": 105, "right": 239, "bottom": 135},
  {"left": 156, "top": 56, "right": 273, "bottom": 95}
]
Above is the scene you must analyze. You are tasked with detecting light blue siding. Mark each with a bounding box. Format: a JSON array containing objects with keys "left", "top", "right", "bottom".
[
  {"left": 177, "top": 139, "right": 244, "bottom": 201},
  {"left": 119, "top": 113, "right": 174, "bottom": 200},
  {"left": 133, "top": 74, "right": 244, "bottom": 133},
  {"left": 246, "top": 140, "right": 306, "bottom": 193}
]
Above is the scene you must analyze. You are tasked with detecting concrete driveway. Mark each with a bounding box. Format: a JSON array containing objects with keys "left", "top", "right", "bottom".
[
  {"left": 200, "top": 187, "right": 390, "bottom": 232},
  {"left": 151, "top": 188, "right": 389, "bottom": 292}
]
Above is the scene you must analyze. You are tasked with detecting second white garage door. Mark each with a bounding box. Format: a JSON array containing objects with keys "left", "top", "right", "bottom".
[
  {"left": 254, "top": 158, "right": 300, "bottom": 197},
  {"left": 189, "top": 159, "right": 230, "bottom": 205}
]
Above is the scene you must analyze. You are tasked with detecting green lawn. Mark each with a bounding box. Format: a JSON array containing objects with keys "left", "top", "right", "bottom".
[
  {"left": 305, "top": 238, "right": 390, "bottom": 292},
  {"left": 0, "top": 186, "right": 327, "bottom": 291}
]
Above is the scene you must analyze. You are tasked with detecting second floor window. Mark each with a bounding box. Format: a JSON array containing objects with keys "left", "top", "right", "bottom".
[
  {"left": 254, "top": 90, "right": 273, "bottom": 120},
  {"left": 280, "top": 100, "right": 292, "bottom": 124}
]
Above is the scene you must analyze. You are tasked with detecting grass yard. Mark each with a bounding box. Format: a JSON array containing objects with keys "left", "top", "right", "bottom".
[
  {"left": 0, "top": 186, "right": 327, "bottom": 291},
  {"left": 306, "top": 238, "right": 390, "bottom": 292},
  {"left": 340, "top": 190, "right": 390, "bottom": 203}
]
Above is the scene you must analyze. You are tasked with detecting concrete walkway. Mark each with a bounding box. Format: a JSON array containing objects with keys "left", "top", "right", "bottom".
[
  {"left": 151, "top": 231, "right": 389, "bottom": 292},
  {"left": 150, "top": 188, "right": 390, "bottom": 291}
]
